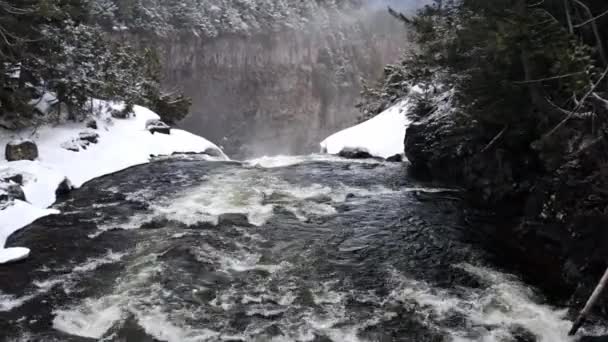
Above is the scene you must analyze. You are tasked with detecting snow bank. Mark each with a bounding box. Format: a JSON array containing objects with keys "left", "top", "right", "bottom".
[
  {"left": 320, "top": 100, "right": 411, "bottom": 159},
  {"left": 0, "top": 100, "right": 227, "bottom": 264}
]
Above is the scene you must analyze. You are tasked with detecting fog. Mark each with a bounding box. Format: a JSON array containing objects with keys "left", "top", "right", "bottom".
[{"left": 166, "top": 1, "right": 424, "bottom": 158}]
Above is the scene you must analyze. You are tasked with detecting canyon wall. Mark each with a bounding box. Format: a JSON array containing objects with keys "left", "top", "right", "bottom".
[{"left": 160, "top": 10, "right": 408, "bottom": 157}]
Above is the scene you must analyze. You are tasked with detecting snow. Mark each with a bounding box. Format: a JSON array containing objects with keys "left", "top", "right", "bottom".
[
  {"left": 0, "top": 100, "right": 227, "bottom": 264},
  {"left": 0, "top": 247, "right": 30, "bottom": 264},
  {"left": 320, "top": 100, "right": 411, "bottom": 159},
  {"left": 30, "top": 92, "right": 59, "bottom": 115}
]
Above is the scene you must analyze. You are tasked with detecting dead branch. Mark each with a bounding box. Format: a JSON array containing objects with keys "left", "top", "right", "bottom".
[
  {"left": 481, "top": 126, "right": 508, "bottom": 153},
  {"left": 573, "top": 0, "right": 607, "bottom": 65},
  {"left": 544, "top": 65, "right": 608, "bottom": 139},
  {"left": 574, "top": 8, "right": 608, "bottom": 28}
]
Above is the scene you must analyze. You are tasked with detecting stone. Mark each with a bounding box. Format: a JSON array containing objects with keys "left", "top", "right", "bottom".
[
  {"left": 55, "top": 178, "right": 73, "bottom": 198},
  {"left": 203, "top": 147, "right": 223, "bottom": 157},
  {"left": 386, "top": 154, "right": 403, "bottom": 162},
  {"left": 0, "top": 182, "right": 26, "bottom": 203},
  {"left": 146, "top": 119, "right": 171, "bottom": 135},
  {"left": 5, "top": 140, "right": 38, "bottom": 161},
  {"left": 3, "top": 174, "right": 23, "bottom": 185},
  {"left": 86, "top": 119, "right": 98, "bottom": 130},
  {"left": 78, "top": 131, "right": 99, "bottom": 144},
  {"left": 338, "top": 147, "right": 373, "bottom": 159},
  {"left": 217, "top": 213, "right": 250, "bottom": 226}
]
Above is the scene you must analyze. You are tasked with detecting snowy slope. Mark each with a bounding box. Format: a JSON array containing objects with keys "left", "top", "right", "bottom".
[
  {"left": 0, "top": 101, "right": 227, "bottom": 264},
  {"left": 320, "top": 100, "right": 411, "bottom": 159}
]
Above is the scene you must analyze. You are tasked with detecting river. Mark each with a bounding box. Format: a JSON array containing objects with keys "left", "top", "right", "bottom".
[{"left": 0, "top": 155, "right": 604, "bottom": 341}]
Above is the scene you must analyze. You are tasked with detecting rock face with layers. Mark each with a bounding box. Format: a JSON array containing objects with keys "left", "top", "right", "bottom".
[{"left": 153, "top": 10, "right": 407, "bottom": 157}]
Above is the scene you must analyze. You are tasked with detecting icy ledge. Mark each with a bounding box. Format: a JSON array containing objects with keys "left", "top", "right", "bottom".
[
  {"left": 0, "top": 101, "right": 227, "bottom": 264},
  {"left": 320, "top": 100, "right": 411, "bottom": 160}
]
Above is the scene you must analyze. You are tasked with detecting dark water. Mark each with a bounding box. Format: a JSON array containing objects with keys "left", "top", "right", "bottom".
[{"left": 0, "top": 155, "right": 602, "bottom": 341}]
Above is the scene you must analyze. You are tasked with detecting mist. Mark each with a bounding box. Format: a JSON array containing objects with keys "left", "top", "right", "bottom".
[{"left": 167, "top": 1, "right": 422, "bottom": 158}]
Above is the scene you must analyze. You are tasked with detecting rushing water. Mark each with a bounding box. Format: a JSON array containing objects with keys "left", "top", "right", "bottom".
[{"left": 0, "top": 155, "right": 605, "bottom": 341}]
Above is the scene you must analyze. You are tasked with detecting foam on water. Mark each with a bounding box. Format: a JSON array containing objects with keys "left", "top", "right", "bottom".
[
  {"left": 99, "top": 168, "right": 401, "bottom": 231},
  {"left": 0, "top": 250, "right": 125, "bottom": 312},
  {"left": 387, "top": 264, "right": 607, "bottom": 342},
  {"left": 245, "top": 154, "right": 384, "bottom": 168}
]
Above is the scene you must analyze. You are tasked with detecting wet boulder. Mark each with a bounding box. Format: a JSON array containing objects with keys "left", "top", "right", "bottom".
[
  {"left": 146, "top": 119, "right": 171, "bottom": 135},
  {"left": 217, "top": 213, "right": 250, "bottom": 226},
  {"left": 203, "top": 147, "right": 224, "bottom": 158},
  {"left": 386, "top": 154, "right": 404, "bottom": 162},
  {"left": 338, "top": 147, "right": 373, "bottom": 159},
  {"left": 5, "top": 140, "right": 38, "bottom": 161}
]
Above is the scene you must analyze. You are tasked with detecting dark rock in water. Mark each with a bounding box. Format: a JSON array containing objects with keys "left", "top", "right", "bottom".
[
  {"left": 217, "top": 213, "right": 250, "bottom": 226},
  {"left": 5, "top": 140, "right": 38, "bottom": 161},
  {"left": 86, "top": 119, "right": 98, "bottom": 130},
  {"left": 140, "top": 217, "right": 170, "bottom": 229},
  {"left": 55, "top": 178, "right": 73, "bottom": 198},
  {"left": 192, "top": 287, "right": 216, "bottom": 303},
  {"left": 386, "top": 154, "right": 403, "bottom": 162},
  {"left": 203, "top": 147, "right": 224, "bottom": 157},
  {"left": 508, "top": 325, "right": 536, "bottom": 342},
  {"left": 308, "top": 194, "right": 332, "bottom": 203},
  {"left": 79, "top": 131, "right": 99, "bottom": 144},
  {"left": 103, "top": 315, "right": 162, "bottom": 342},
  {"left": 4, "top": 174, "right": 23, "bottom": 185},
  {"left": 146, "top": 119, "right": 171, "bottom": 135},
  {"left": 263, "top": 324, "right": 283, "bottom": 337},
  {"left": 338, "top": 147, "right": 373, "bottom": 159}
]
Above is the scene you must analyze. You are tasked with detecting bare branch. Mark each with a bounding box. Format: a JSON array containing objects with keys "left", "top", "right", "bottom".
[
  {"left": 544, "top": 65, "right": 608, "bottom": 138},
  {"left": 573, "top": 8, "right": 608, "bottom": 28},
  {"left": 481, "top": 126, "right": 508, "bottom": 153},
  {"left": 564, "top": 0, "right": 574, "bottom": 34},
  {"left": 513, "top": 70, "right": 585, "bottom": 84},
  {"left": 573, "top": 0, "right": 607, "bottom": 65}
]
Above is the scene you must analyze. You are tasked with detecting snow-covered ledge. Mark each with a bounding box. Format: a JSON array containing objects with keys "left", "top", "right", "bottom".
[
  {"left": 320, "top": 100, "right": 411, "bottom": 160},
  {"left": 0, "top": 101, "right": 227, "bottom": 264}
]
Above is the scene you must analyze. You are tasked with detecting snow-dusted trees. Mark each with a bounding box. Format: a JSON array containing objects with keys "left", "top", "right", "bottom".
[
  {"left": 0, "top": 0, "right": 172, "bottom": 128},
  {"left": 92, "top": 0, "right": 360, "bottom": 38}
]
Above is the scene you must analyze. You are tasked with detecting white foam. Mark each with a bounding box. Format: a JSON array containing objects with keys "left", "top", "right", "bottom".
[
  {"left": 246, "top": 154, "right": 382, "bottom": 168},
  {"left": 0, "top": 250, "right": 125, "bottom": 312},
  {"left": 388, "top": 264, "right": 608, "bottom": 342},
  {"left": 0, "top": 292, "right": 35, "bottom": 312},
  {"left": 53, "top": 297, "right": 123, "bottom": 339}
]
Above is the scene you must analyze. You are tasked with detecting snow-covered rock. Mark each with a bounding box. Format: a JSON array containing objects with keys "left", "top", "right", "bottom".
[
  {"left": 0, "top": 247, "right": 30, "bottom": 264},
  {"left": 146, "top": 119, "right": 171, "bottom": 135},
  {"left": 0, "top": 100, "right": 227, "bottom": 264},
  {"left": 320, "top": 100, "right": 411, "bottom": 160}
]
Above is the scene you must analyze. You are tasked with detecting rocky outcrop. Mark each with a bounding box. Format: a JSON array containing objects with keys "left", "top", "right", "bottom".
[
  {"left": 404, "top": 106, "right": 608, "bottom": 319},
  {"left": 5, "top": 140, "right": 38, "bottom": 161}
]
